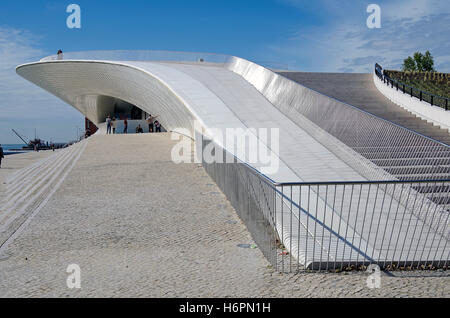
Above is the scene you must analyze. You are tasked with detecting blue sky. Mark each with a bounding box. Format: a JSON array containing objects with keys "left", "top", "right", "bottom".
[{"left": 0, "top": 0, "right": 449, "bottom": 143}]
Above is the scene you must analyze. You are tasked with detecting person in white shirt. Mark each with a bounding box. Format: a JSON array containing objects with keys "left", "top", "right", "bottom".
[
  {"left": 112, "top": 118, "right": 117, "bottom": 134},
  {"left": 147, "top": 114, "right": 159, "bottom": 133}
]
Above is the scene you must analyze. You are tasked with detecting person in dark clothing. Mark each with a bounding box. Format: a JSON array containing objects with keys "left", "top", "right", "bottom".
[
  {"left": 0, "top": 144, "right": 4, "bottom": 168},
  {"left": 123, "top": 118, "right": 128, "bottom": 134},
  {"left": 106, "top": 115, "right": 112, "bottom": 135},
  {"left": 154, "top": 120, "right": 161, "bottom": 133}
]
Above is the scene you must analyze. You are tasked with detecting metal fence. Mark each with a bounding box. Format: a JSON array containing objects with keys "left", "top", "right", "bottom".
[
  {"left": 201, "top": 139, "right": 280, "bottom": 269},
  {"left": 375, "top": 63, "right": 449, "bottom": 110},
  {"left": 275, "top": 180, "right": 449, "bottom": 272},
  {"left": 202, "top": 139, "right": 450, "bottom": 272}
]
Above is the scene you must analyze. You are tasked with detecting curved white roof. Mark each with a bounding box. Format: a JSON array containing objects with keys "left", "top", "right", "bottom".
[{"left": 16, "top": 53, "right": 365, "bottom": 184}]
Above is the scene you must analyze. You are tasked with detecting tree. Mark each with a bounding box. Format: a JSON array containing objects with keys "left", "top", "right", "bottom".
[
  {"left": 402, "top": 56, "right": 416, "bottom": 71},
  {"left": 413, "top": 52, "right": 425, "bottom": 71},
  {"left": 402, "top": 51, "right": 435, "bottom": 72},
  {"left": 422, "top": 50, "right": 435, "bottom": 72}
]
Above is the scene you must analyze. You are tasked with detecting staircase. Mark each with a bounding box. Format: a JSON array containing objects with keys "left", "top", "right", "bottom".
[
  {"left": 0, "top": 140, "right": 88, "bottom": 250},
  {"left": 277, "top": 72, "right": 450, "bottom": 145},
  {"left": 276, "top": 72, "right": 450, "bottom": 212}
]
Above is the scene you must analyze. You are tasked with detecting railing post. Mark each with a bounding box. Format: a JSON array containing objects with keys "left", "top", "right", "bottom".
[
  {"left": 420, "top": 91, "right": 422, "bottom": 101},
  {"left": 411, "top": 87, "right": 413, "bottom": 97},
  {"left": 396, "top": 82, "right": 398, "bottom": 91},
  {"left": 431, "top": 95, "right": 433, "bottom": 106},
  {"left": 446, "top": 99, "right": 448, "bottom": 111},
  {"left": 403, "top": 84, "right": 405, "bottom": 94}
]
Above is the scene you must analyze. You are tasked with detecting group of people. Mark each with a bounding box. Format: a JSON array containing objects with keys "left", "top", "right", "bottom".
[
  {"left": 106, "top": 116, "right": 118, "bottom": 135},
  {"left": 136, "top": 114, "right": 161, "bottom": 133},
  {"left": 106, "top": 114, "right": 162, "bottom": 135},
  {"left": 146, "top": 114, "right": 161, "bottom": 133}
]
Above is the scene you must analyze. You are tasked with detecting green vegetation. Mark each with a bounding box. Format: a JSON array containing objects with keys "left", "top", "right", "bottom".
[
  {"left": 385, "top": 70, "right": 449, "bottom": 98},
  {"left": 384, "top": 50, "right": 450, "bottom": 108},
  {"left": 402, "top": 51, "right": 435, "bottom": 72},
  {"left": 384, "top": 69, "right": 450, "bottom": 108}
]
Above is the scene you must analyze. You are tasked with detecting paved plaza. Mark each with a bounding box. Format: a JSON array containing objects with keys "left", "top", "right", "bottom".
[{"left": 0, "top": 134, "right": 448, "bottom": 297}]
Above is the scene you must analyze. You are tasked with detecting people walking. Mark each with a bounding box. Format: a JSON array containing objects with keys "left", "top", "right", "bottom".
[
  {"left": 57, "top": 49, "right": 63, "bottom": 60},
  {"left": 106, "top": 115, "right": 112, "bottom": 134},
  {"left": 123, "top": 118, "right": 128, "bottom": 134},
  {"left": 0, "top": 144, "right": 4, "bottom": 168},
  {"left": 147, "top": 114, "right": 159, "bottom": 133},
  {"left": 112, "top": 117, "right": 117, "bottom": 134}
]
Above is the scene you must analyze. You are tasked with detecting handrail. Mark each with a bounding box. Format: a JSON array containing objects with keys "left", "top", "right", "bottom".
[
  {"left": 274, "top": 179, "right": 450, "bottom": 187},
  {"left": 375, "top": 63, "right": 449, "bottom": 110}
]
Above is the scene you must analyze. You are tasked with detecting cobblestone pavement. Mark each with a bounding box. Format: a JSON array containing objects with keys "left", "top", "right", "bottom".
[
  {"left": 0, "top": 151, "right": 53, "bottom": 202},
  {"left": 0, "top": 134, "right": 448, "bottom": 297}
]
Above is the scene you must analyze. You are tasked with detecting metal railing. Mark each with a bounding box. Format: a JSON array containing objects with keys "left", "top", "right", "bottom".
[
  {"left": 201, "top": 138, "right": 280, "bottom": 268},
  {"left": 375, "top": 63, "right": 449, "bottom": 110},
  {"left": 275, "top": 180, "right": 449, "bottom": 272},
  {"left": 202, "top": 138, "right": 450, "bottom": 272}
]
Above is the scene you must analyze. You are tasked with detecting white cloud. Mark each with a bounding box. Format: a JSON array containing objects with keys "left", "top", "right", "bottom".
[
  {"left": 0, "top": 26, "right": 49, "bottom": 117},
  {"left": 268, "top": 0, "right": 450, "bottom": 73},
  {"left": 383, "top": 0, "right": 450, "bottom": 21},
  {"left": 0, "top": 26, "right": 83, "bottom": 144}
]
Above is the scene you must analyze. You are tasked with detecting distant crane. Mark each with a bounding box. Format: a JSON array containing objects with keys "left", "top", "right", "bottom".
[
  {"left": 11, "top": 129, "right": 30, "bottom": 145},
  {"left": 11, "top": 129, "right": 50, "bottom": 150}
]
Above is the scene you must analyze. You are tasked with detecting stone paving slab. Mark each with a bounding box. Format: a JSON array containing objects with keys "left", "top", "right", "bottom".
[
  {"left": 0, "top": 134, "right": 448, "bottom": 297},
  {"left": 0, "top": 151, "right": 54, "bottom": 203}
]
